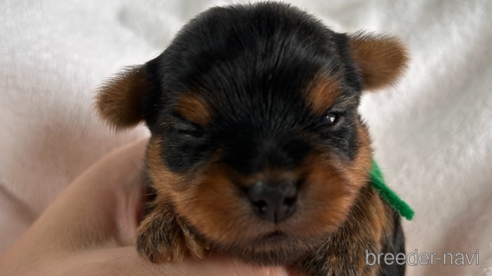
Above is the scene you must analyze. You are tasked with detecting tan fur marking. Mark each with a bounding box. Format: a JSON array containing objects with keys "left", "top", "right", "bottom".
[
  {"left": 176, "top": 94, "right": 211, "bottom": 126},
  {"left": 138, "top": 138, "right": 207, "bottom": 262},
  {"left": 340, "top": 121, "right": 373, "bottom": 187},
  {"left": 137, "top": 200, "right": 207, "bottom": 262},
  {"left": 349, "top": 33, "right": 409, "bottom": 91},
  {"left": 95, "top": 66, "right": 150, "bottom": 129},
  {"left": 293, "top": 185, "right": 393, "bottom": 276},
  {"left": 305, "top": 74, "right": 342, "bottom": 115}
]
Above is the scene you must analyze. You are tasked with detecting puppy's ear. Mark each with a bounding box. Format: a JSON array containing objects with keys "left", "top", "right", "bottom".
[
  {"left": 95, "top": 65, "right": 151, "bottom": 130},
  {"left": 349, "top": 33, "right": 409, "bottom": 91}
]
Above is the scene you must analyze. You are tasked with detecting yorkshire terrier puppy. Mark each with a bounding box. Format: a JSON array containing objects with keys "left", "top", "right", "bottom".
[{"left": 95, "top": 2, "right": 408, "bottom": 276}]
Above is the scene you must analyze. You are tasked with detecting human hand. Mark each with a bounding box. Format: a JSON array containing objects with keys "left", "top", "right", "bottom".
[{"left": 0, "top": 139, "right": 289, "bottom": 276}]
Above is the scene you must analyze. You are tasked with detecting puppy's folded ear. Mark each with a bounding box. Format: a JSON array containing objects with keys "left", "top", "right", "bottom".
[
  {"left": 349, "top": 33, "right": 409, "bottom": 91},
  {"left": 95, "top": 65, "right": 152, "bottom": 130}
]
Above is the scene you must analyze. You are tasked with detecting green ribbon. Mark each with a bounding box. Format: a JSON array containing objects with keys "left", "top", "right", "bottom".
[{"left": 369, "top": 160, "right": 414, "bottom": 220}]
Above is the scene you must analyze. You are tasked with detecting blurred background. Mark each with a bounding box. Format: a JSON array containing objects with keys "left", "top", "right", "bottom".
[{"left": 1, "top": 1, "right": 491, "bottom": 275}]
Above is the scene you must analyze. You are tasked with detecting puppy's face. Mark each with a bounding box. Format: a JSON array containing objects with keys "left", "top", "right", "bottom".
[{"left": 96, "top": 3, "right": 407, "bottom": 265}]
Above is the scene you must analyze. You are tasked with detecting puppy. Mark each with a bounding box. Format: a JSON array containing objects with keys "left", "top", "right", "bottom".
[{"left": 95, "top": 2, "right": 408, "bottom": 275}]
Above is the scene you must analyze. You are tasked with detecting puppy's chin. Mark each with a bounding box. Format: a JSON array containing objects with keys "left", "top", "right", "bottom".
[{"left": 216, "top": 231, "right": 326, "bottom": 265}]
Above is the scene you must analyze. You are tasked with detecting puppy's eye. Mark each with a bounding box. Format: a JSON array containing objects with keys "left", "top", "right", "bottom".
[
  {"left": 178, "top": 129, "right": 203, "bottom": 138},
  {"left": 173, "top": 122, "right": 204, "bottom": 138},
  {"left": 321, "top": 113, "right": 340, "bottom": 126}
]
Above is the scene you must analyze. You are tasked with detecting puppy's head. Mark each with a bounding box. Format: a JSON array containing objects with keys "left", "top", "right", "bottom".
[{"left": 96, "top": 3, "right": 407, "bottom": 265}]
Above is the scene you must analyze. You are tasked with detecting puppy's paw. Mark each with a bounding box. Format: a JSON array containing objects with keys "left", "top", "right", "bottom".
[{"left": 137, "top": 202, "right": 209, "bottom": 263}]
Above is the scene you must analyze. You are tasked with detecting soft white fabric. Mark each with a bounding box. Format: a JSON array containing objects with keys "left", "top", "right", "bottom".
[{"left": 1, "top": 0, "right": 491, "bottom": 275}]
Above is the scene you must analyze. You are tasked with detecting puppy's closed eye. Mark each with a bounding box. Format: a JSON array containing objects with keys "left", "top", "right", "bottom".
[{"left": 171, "top": 120, "right": 205, "bottom": 139}]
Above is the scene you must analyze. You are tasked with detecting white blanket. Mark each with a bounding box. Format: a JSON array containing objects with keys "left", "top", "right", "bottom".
[{"left": 1, "top": 1, "right": 491, "bottom": 275}]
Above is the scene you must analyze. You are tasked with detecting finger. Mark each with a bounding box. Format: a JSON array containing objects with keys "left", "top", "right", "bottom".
[
  {"left": 0, "top": 138, "right": 149, "bottom": 266},
  {"left": 49, "top": 138, "right": 149, "bottom": 249}
]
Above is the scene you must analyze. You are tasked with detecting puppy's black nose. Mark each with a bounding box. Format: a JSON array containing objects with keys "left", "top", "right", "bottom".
[{"left": 247, "top": 180, "right": 297, "bottom": 223}]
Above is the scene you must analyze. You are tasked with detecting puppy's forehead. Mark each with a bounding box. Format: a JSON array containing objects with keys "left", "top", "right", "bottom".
[{"left": 162, "top": 3, "right": 361, "bottom": 126}]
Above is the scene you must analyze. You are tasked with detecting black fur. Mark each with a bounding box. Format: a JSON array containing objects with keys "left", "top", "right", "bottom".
[{"left": 379, "top": 212, "right": 406, "bottom": 276}]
